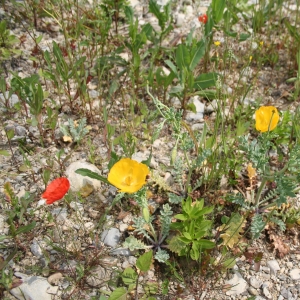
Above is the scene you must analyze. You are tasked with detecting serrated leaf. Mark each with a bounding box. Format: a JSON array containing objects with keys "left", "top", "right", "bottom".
[
  {"left": 122, "top": 267, "right": 138, "bottom": 285},
  {"left": 168, "top": 235, "right": 186, "bottom": 255},
  {"left": 219, "top": 213, "right": 245, "bottom": 248},
  {"left": 123, "top": 236, "right": 147, "bottom": 251},
  {"left": 108, "top": 287, "right": 127, "bottom": 300},
  {"left": 136, "top": 250, "right": 153, "bottom": 272}
]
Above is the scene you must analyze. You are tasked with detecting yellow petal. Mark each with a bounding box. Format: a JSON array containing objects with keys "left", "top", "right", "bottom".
[
  {"left": 255, "top": 106, "right": 279, "bottom": 132},
  {"left": 107, "top": 158, "right": 149, "bottom": 193}
]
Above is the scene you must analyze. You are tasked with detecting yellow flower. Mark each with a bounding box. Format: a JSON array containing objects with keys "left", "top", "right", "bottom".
[
  {"left": 255, "top": 106, "right": 279, "bottom": 132},
  {"left": 108, "top": 158, "right": 149, "bottom": 193},
  {"left": 214, "top": 41, "right": 221, "bottom": 47},
  {"left": 249, "top": 55, "right": 253, "bottom": 61},
  {"left": 259, "top": 41, "right": 264, "bottom": 47}
]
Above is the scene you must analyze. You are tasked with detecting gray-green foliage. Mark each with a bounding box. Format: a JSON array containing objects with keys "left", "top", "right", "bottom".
[
  {"left": 123, "top": 190, "right": 172, "bottom": 263},
  {"left": 60, "top": 117, "right": 89, "bottom": 143}
]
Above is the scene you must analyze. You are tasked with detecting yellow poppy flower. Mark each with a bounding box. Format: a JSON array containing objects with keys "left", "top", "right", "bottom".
[
  {"left": 214, "top": 41, "right": 221, "bottom": 47},
  {"left": 108, "top": 158, "right": 149, "bottom": 193},
  {"left": 255, "top": 106, "right": 279, "bottom": 132}
]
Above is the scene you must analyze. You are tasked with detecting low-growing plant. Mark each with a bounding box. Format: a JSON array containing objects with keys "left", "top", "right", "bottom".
[
  {"left": 168, "top": 197, "right": 215, "bottom": 261},
  {"left": 60, "top": 117, "right": 90, "bottom": 145},
  {"left": 106, "top": 250, "right": 157, "bottom": 300}
]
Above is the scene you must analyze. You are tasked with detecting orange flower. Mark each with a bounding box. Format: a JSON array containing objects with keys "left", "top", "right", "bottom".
[
  {"left": 108, "top": 158, "right": 149, "bottom": 193},
  {"left": 255, "top": 106, "right": 279, "bottom": 132},
  {"left": 42, "top": 177, "right": 70, "bottom": 204}
]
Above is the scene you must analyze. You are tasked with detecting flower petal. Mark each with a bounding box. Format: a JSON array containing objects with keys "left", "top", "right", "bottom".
[
  {"left": 42, "top": 177, "right": 70, "bottom": 204},
  {"left": 108, "top": 158, "right": 149, "bottom": 193},
  {"left": 255, "top": 106, "right": 279, "bottom": 132}
]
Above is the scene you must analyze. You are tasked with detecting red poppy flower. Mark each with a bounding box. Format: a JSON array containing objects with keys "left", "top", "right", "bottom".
[
  {"left": 42, "top": 177, "right": 70, "bottom": 204},
  {"left": 198, "top": 13, "right": 208, "bottom": 24}
]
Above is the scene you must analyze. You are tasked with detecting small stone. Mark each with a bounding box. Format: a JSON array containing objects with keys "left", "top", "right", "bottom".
[
  {"left": 267, "top": 260, "right": 280, "bottom": 275},
  {"left": 66, "top": 161, "right": 102, "bottom": 194},
  {"left": 286, "top": 262, "right": 293, "bottom": 269},
  {"left": 86, "top": 266, "right": 112, "bottom": 287},
  {"left": 98, "top": 257, "right": 118, "bottom": 270},
  {"left": 66, "top": 240, "right": 81, "bottom": 252},
  {"left": 281, "top": 287, "right": 292, "bottom": 299},
  {"left": 48, "top": 272, "right": 63, "bottom": 285},
  {"left": 46, "top": 285, "right": 59, "bottom": 295},
  {"left": 191, "top": 123, "right": 205, "bottom": 131},
  {"left": 101, "top": 228, "right": 121, "bottom": 247},
  {"left": 290, "top": 269, "right": 300, "bottom": 280},
  {"left": 15, "top": 125, "right": 27, "bottom": 136},
  {"left": 119, "top": 223, "right": 128, "bottom": 232},
  {"left": 164, "top": 172, "right": 173, "bottom": 186},
  {"left": 84, "top": 222, "right": 95, "bottom": 232},
  {"left": 51, "top": 208, "right": 68, "bottom": 223},
  {"left": 176, "top": 13, "right": 185, "bottom": 27},
  {"left": 122, "top": 260, "right": 130, "bottom": 269},
  {"left": 263, "top": 287, "right": 272, "bottom": 299},
  {"left": 30, "top": 240, "right": 43, "bottom": 258},
  {"left": 110, "top": 248, "right": 131, "bottom": 256},
  {"left": 249, "top": 276, "right": 261, "bottom": 289},
  {"left": 70, "top": 201, "right": 84, "bottom": 213},
  {"left": 10, "top": 273, "right": 52, "bottom": 300},
  {"left": 128, "top": 256, "right": 137, "bottom": 265},
  {"left": 225, "top": 272, "right": 248, "bottom": 296},
  {"left": 248, "top": 287, "right": 259, "bottom": 295}
]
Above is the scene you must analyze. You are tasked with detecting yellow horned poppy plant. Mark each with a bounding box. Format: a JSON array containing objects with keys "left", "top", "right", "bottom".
[
  {"left": 108, "top": 158, "right": 149, "bottom": 193},
  {"left": 255, "top": 106, "right": 279, "bottom": 132}
]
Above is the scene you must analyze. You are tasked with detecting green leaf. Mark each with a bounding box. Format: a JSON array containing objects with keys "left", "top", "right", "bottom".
[
  {"left": 223, "top": 257, "right": 236, "bottom": 269},
  {"left": 75, "top": 168, "right": 110, "bottom": 185},
  {"left": 15, "top": 221, "right": 36, "bottom": 236},
  {"left": 164, "top": 59, "right": 178, "bottom": 77},
  {"left": 194, "top": 73, "right": 218, "bottom": 90},
  {"left": 0, "top": 235, "right": 9, "bottom": 242},
  {"left": 122, "top": 267, "right": 138, "bottom": 285},
  {"left": 173, "top": 214, "right": 187, "bottom": 221},
  {"left": 0, "top": 149, "right": 10, "bottom": 156},
  {"left": 6, "top": 129, "right": 15, "bottom": 140},
  {"left": 108, "top": 287, "right": 127, "bottom": 300},
  {"left": 197, "top": 239, "right": 215, "bottom": 249},
  {"left": 239, "top": 33, "right": 251, "bottom": 42},
  {"left": 168, "top": 235, "right": 187, "bottom": 255},
  {"left": 212, "top": 0, "right": 226, "bottom": 24},
  {"left": 136, "top": 250, "right": 153, "bottom": 272},
  {"left": 189, "top": 40, "right": 206, "bottom": 71},
  {"left": 143, "top": 207, "right": 150, "bottom": 223},
  {"left": 183, "top": 232, "right": 192, "bottom": 240},
  {"left": 176, "top": 44, "right": 190, "bottom": 72},
  {"left": 193, "top": 89, "right": 217, "bottom": 99}
]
